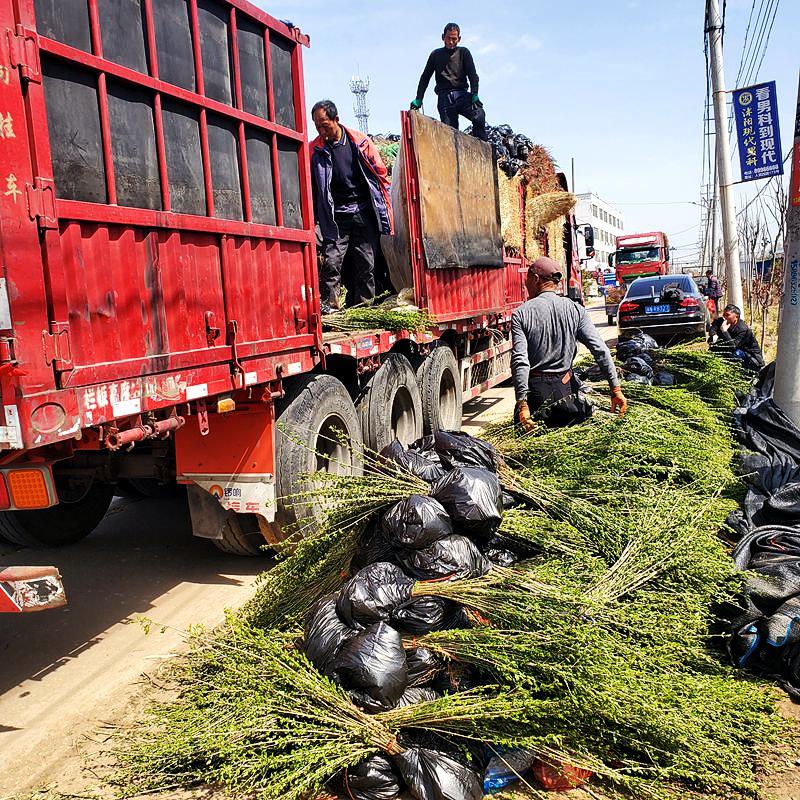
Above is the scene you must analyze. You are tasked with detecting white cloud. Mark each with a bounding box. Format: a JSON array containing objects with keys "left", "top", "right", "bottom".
[
  {"left": 477, "top": 42, "right": 499, "bottom": 55},
  {"left": 515, "top": 34, "right": 543, "bottom": 51}
]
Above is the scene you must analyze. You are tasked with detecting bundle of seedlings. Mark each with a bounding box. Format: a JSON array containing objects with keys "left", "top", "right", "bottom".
[
  {"left": 322, "top": 293, "right": 434, "bottom": 333},
  {"left": 112, "top": 361, "right": 782, "bottom": 800}
]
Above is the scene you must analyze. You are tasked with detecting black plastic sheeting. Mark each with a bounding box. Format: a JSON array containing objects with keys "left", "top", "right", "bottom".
[
  {"left": 616, "top": 332, "right": 658, "bottom": 360},
  {"left": 724, "top": 361, "right": 800, "bottom": 694}
]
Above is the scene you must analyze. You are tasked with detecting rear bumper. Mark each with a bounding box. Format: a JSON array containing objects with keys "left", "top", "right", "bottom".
[{"left": 619, "top": 316, "right": 707, "bottom": 336}]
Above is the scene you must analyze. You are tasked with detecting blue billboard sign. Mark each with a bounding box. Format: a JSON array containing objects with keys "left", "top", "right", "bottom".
[{"left": 732, "top": 81, "right": 783, "bottom": 183}]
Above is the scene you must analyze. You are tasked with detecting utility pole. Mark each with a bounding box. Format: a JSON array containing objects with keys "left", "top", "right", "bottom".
[
  {"left": 772, "top": 70, "right": 800, "bottom": 425},
  {"left": 706, "top": 0, "right": 744, "bottom": 312},
  {"left": 571, "top": 157, "right": 576, "bottom": 193}
]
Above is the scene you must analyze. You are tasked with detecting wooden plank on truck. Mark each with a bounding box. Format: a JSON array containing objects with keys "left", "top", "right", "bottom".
[{"left": 409, "top": 113, "right": 503, "bottom": 270}]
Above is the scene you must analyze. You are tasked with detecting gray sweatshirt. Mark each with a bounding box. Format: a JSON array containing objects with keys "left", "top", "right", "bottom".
[{"left": 510, "top": 292, "right": 620, "bottom": 401}]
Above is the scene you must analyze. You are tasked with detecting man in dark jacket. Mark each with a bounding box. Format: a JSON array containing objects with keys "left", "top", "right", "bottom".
[
  {"left": 708, "top": 304, "right": 765, "bottom": 372},
  {"left": 309, "top": 100, "right": 393, "bottom": 313},
  {"left": 411, "top": 22, "right": 487, "bottom": 141},
  {"left": 511, "top": 257, "right": 627, "bottom": 430},
  {"left": 702, "top": 270, "right": 723, "bottom": 316}
]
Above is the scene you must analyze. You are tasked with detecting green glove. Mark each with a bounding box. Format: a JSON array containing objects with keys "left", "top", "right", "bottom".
[
  {"left": 472, "top": 93, "right": 481, "bottom": 105},
  {"left": 410, "top": 98, "right": 422, "bottom": 110}
]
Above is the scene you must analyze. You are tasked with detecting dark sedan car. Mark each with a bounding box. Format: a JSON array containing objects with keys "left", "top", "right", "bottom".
[{"left": 617, "top": 275, "right": 709, "bottom": 339}]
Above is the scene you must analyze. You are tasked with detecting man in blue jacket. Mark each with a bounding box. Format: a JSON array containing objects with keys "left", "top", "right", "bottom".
[{"left": 309, "top": 100, "right": 393, "bottom": 313}]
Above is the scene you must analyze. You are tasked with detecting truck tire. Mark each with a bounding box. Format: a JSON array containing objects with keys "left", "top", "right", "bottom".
[
  {"left": 272, "top": 374, "right": 364, "bottom": 536},
  {"left": 607, "top": 314, "right": 615, "bottom": 326},
  {"left": 417, "top": 346, "right": 463, "bottom": 434},
  {"left": 358, "top": 353, "right": 422, "bottom": 452},
  {"left": 0, "top": 478, "right": 114, "bottom": 548},
  {"left": 213, "top": 514, "right": 267, "bottom": 556}
]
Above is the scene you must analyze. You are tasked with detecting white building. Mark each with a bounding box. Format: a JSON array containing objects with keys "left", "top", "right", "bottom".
[{"left": 575, "top": 192, "right": 625, "bottom": 271}]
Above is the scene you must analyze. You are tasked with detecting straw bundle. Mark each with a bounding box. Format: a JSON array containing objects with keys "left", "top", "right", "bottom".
[
  {"left": 497, "top": 170, "right": 523, "bottom": 252},
  {"left": 546, "top": 216, "right": 566, "bottom": 270},
  {"left": 526, "top": 191, "right": 576, "bottom": 233}
]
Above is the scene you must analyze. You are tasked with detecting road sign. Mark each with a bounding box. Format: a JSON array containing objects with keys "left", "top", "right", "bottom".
[{"left": 733, "top": 81, "right": 783, "bottom": 183}]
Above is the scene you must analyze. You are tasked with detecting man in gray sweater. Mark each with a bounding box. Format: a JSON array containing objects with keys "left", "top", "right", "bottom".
[{"left": 511, "top": 257, "right": 627, "bottom": 430}]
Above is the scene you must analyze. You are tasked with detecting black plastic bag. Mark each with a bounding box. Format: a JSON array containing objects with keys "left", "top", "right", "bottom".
[
  {"left": 480, "top": 533, "right": 538, "bottom": 567},
  {"left": 616, "top": 339, "right": 643, "bottom": 360},
  {"left": 391, "top": 595, "right": 464, "bottom": 634},
  {"left": 624, "top": 373, "right": 651, "bottom": 385},
  {"left": 394, "top": 747, "right": 483, "bottom": 800},
  {"left": 395, "top": 686, "right": 442, "bottom": 708},
  {"left": 623, "top": 356, "right": 654, "bottom": 379},
  {"left": 332, "top": 622, "right": 408, "bottom": 711},
  {"left": 433, "top": 430, "right": 499, "bottom": 472},
  {"left": 304, "top": 595, "right": 359, "bottom": 675},
  {"left": 763, "top": 483, "right": 800, "bottom": 524},
  {"left": 431, "top": 468, "right": 503, "bottom": 536},
  {"left": 653, "top": 370, "right": 675, "bottom": 386},
  {"left": 406, "top": 647, "right": 445, "bottom": 686},
  {"left": 380, "top": 440, "right": 446, "bottom": 483},
  {"left": 337, "top": 562, "right": 415, "bottom": 628},
  {"left": 341, "top": 754, "right": 402, "bottom": 800},
  {"left": 350, "top": 520, "right": 400, "bottom": 573},
  {"left": 382, "top": 495, "right": 453, "bottom": 549},
  {"left": 396, "top": 534, "right": 491, "bottom": 581}
]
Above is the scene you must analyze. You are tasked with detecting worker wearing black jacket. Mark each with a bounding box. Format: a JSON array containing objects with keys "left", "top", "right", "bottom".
[
  {"left": 411, "top": 22, "right": 487, "bottom": 141},
  {"left": 708, "top": 304, "right": 765, "bottom": 372}
]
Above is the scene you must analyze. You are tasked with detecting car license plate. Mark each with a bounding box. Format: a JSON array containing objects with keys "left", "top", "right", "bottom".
[{"left": 645, "top": 304, "right": 670, "bottom": 314}]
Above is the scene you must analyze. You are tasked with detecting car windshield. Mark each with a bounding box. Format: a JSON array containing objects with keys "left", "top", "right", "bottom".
[
  {"left": 626, "top": 276, "right": 694, "bottom": 300},
  {"left": 616, "top": 247, "right": 661, "bottom": 264}
]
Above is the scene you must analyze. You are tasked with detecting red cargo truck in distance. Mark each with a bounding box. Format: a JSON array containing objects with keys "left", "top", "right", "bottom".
[
  {"left": 0, "top": 0, "right": 584, "bottom": 554},
  {"left": 605, "top": 232, "right": 670, "bottom": 324}
]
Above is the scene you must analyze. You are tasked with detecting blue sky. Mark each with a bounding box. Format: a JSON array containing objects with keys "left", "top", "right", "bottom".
[{"left": 257, "top": 0, "right": 797, "bottom": 264}]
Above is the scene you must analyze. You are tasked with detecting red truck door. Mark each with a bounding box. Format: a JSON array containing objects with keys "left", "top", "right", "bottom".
[{"left": 7, "top": 0, "right": 316, "bottom": 393}]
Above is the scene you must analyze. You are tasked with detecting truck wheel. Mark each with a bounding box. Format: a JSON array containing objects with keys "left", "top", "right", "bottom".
[
  {"left": 272, "top": 374, "right": 364, "bottom": 537},
  {"left": 358, "top": 353, "right": 423, "bottom": 452},
  {"left": 607, "top": 314, "right": 615, "bottom": 326},
  {"left": 127, "top": 478, "right": 185, "bottom": 499},
  {"left": 213, "top": 514, "right": 266, "bottom": 556},
  {"left": 418, "top": 346, "right": 463, "bottom": 434},
  {"left": 0, "top": 477, "right": 114, "bottom": 548}
]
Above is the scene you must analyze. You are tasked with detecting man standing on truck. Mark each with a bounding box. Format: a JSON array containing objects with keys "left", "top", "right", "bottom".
[
  {"left": 310, "top": 100, "right": 393, "bottom": 314},
  {"left": 410, "top": 23, "right": 487, "bottom": 141},
  {"left": 512, "top": 257, "right": 628, "bottom": 430}
]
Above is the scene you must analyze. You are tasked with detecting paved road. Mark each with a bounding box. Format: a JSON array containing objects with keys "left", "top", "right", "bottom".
[{"left": 0, "top": 304, "right": 617, "bottom": 796}]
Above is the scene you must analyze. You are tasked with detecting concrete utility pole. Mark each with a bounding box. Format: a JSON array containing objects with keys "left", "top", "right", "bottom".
[
  {"left": 773, "top": 71, "right": 800, "bottom": 426},
  {"left": 706, "top": 0, "right": 744, "bottom": 312}
]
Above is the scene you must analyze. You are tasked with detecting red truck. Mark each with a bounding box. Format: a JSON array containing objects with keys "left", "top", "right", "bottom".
[
  {"left": 0, "top": 0, "right": 584, "bottom": 554},
  {"left": 604, "top": 231, "right": 670, "bottom": 324}
]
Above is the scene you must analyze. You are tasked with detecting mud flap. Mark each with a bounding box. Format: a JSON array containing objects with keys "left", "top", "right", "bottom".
[{"left": 186, "top": 483, "right": 233, "bottom": 540}]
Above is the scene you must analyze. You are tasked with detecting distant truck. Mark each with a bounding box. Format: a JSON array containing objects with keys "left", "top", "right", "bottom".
[{"left": 605, "top": 232, "right": 670, "bottom": 324}]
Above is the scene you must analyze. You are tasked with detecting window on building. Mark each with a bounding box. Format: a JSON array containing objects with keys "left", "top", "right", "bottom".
[{"left": 592, "top": 204, "right": 598, "bottom": 218}]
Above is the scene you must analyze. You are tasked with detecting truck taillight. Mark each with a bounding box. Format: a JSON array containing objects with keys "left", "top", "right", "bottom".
[
  {"left": 6, "top": 468, "right": 55, "bottom": 509},
  {"left": 0, "top": 474, "right": 9, "bottom": 509}
]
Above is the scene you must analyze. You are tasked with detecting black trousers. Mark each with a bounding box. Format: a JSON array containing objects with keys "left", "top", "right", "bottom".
[
  {"left": 320, "top": 208, "right": 379, "bottom": 308},
  {"left": 519, "top": 372, "right": 593, "bottom": 428},
  {"left": 437, "top": 90, "right": 487, "bottom": 141}
]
